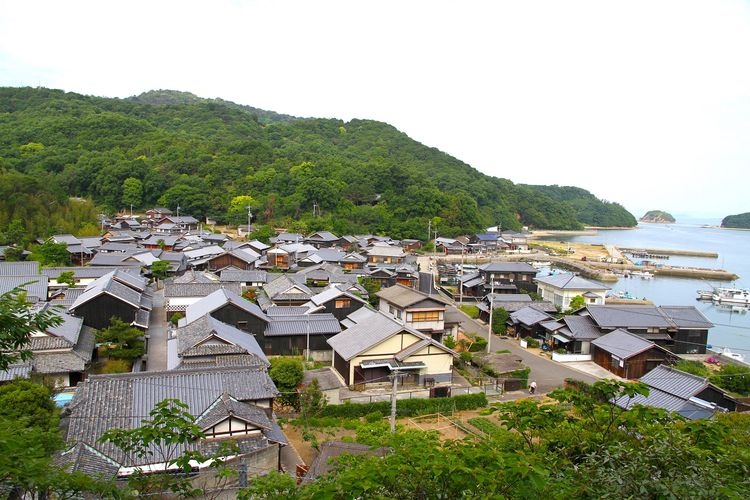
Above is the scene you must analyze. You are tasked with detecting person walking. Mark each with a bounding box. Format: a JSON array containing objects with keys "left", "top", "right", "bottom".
[{"left": 529, "top": 381, "right": 537, "bottom": 395}]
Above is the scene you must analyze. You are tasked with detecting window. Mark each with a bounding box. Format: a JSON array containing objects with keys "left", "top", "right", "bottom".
[
  {"left": 335, "top": 299, "right": 351, "bottom": 309},
  {"left": 237, "top": 321, "right": 248, "bottom": 329},
  {"left": 410, "top": 311, "right": 440, "bottom": 322}
]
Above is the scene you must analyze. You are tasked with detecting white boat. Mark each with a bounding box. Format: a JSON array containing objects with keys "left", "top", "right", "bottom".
[
  {"left": 719, "top": 348, "right": 746, "bottom": 363},
  {"left": 711, "top": 287, "right": 750, "bottom": 305},
  {"left": 696, "top": 289, "right": 714, "bottom": 300},
  {"left": 530, "top": 261, "right": 552, "bottom": 268},
  {"left": 631, "top": 270, "right": 654, "bottom": 279}
]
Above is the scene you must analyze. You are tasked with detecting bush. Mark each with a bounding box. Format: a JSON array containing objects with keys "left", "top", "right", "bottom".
[
  {"left": 443, "top": 335, "right": 457, "bottom": 349},
  {"left": 673, "top": 360, "right": 709, "bottom": 377},
  {"left": 710, "top": 364, "right": 750, "bottom": 396},
  {"left": 524, "top": 337, "right": 540, "bottom": 348},
  {"left": 459, "top": 351, "right": 473, "bottom": 364},
  {"left": 320, "top": 393, "right": 488, "bottom": 419},
  {"left": 507, "top": 367, "right": 531, "bottom": 389},
  {"left": 469, "top": 337, "right": 488, "bottom": 352}
]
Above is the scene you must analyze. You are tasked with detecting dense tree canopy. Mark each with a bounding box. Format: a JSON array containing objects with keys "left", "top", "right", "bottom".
[{"left": 0, "top": 87, "right": 637, "bottom": 241}]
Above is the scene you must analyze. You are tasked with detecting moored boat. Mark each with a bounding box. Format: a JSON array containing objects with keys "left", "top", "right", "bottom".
[{"left": 712, "top": 287, "right": 750, "bottom": 305}]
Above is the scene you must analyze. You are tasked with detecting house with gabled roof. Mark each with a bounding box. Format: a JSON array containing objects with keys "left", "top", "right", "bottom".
[
  {"left": 42, "top": 266, "right": 125, "bottom": 290},
  {"left": 476, "top": 293, "right": 556, "bottom": 322},
  {"left": 220, "top": 269, "right": 268, "bottom": 288},
  {"left": 262, "top": 312, "right": 341, "bottom": 357},
  {"left": 581, "top": 305, "right": 713, "bottom": 354},
  {"left": 341, "top": 252, "right": 367, "bottom": 270},
  {"left": 328, "top": 312, "right": 456, "bottom": 388},
  {"left": 591, "top": 329, "right": 680, "bottom": 379},
  {"left": 613, "top": 365, "right": 743, "bottom": 419},
  {"left": 478, "top": 262, "right": 538, "bottom": 295},
  {"left": 164, "top": 282, "right": 242, "bottom": 319},
  {"left": 246, "top": 239, "right": 271, "bottom": 255},
  {"left": 258, "top": 274, "right": 314, "bottom": 308},
  {"left": 62, "top": 366, "right": 286, "bottom": 481},
  {"left": 69, "top": 270, "right": 152, "bottom": 330},
  {"left": 366, "top": 243, "right": 406, "bottom": 268},
  {"left": 306, "top": 231, "right": 341, "bottom": 248},
  {"left": 304, "top": 285, "right": 368, "bottom": 321},
  {"left": 535, "top": 273, "right": 609, "bottom": 310},
  {"left": 376, "top": 284, "right": 449, "bottom": 340},
  {"left": 167, "top": 314, "right": 269, "bottom": 370},
  {"left": 181, "top": 288, "right": 269, "bottom": 336},
  {"left": 508, "top": 305, "right": 556, "bottom": 338},
  {"left": 542, "top": 314, "right": 603, "bottom": 354},
  {"left": 206, "top": 248, "right": 261, "bottom": 272},
  {"left": 1, "top": 307, "right": 95, "bottom": 388},
  {"left": 271, "top": 232, "right": 304, "bottom": 246}
]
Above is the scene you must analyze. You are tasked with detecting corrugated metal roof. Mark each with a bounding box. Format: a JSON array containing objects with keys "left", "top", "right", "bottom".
[
  {"left": 377, "top": 284, "right": 449, "bottom": 308},
  {"left": 639, "top": 365, "right": 708, "bottom": 399},
  {"left": 586, "top": 305, "right": 672, "bottom": 329},
  {"left": 510, "top": 306, "right": 554, "bottom": 327}
]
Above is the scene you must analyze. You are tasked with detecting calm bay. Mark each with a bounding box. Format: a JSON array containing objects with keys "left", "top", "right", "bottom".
[{"left": 538, "top": 219, "right": 750, "bottom": 357}]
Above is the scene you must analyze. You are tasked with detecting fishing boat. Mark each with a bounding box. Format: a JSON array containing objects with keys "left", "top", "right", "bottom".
[
  {"left": 530, "top": 261, "right": 552, "bottom": 269},
  {"left": 631, "top": 270, "right": 654, "bottom": 279},
  {"left": 711, "top": 287, "right": 750, "bottom": 305},
  {"left": 696, "top": 289, "right": 714, "bottom": 301}
]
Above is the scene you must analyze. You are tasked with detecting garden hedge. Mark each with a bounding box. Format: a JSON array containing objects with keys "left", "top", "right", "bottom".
[{"left": 320, "top": 393, "right": 488, "bottom": 418}]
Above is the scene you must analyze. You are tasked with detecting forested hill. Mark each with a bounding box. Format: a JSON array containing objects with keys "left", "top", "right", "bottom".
[{"left": 0, "top": 87, "right": 636, "bottom": 242}]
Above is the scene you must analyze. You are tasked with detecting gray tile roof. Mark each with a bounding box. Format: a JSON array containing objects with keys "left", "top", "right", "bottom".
[
  {"left": 328, "top": 312, "right": 405, "bottom": 360},
  {"left": 172, "top": 270, "right": 220, "bottom": 284},
  {"left": 591, "top": 328, "right": 656, "bottom": 359},
  {"left": 175, "top": 315, "right": 268, "bottom": 366},
  {"left": 376, "top": 284, "right": 449, "bottom": 308},
  {"left": 585, "top": 305, "right": 672, "bottom": 329},
  {"left": 309, "top": 286, "right": 367, "bottom": 308},
  {"left": 509, "top": 306, "right": 554, "bottom": 327},
  {"left": 265, "top": 314, "right": 341, "bottom": 337},
  {"left": 0, "top": 363, "right": 32, "bottom": 381},
  {"left": 658, "top": 306, "right": 714, "bottom": 329},
  {"left": 535, "top": 273, "right": 609, "bottom": 291},
  {"left": 0, "top": 275, "right": 49, "bottom": 301},
  {"left": 263, "top": 274, "right": 313, "bottom": 300},
  {"left": 65, "top": 366, "right": 279, "bottom": 467},
  {"left": 88, "top": 253, "right": 141, "bottom": 267},
  {"left": 56, "top": 442, "right": 121, "bottom": 477},
  {"left": 184, "top": 288, "right": 270, "bottom": 325},
  {"left": 220, "top": 270, "right": 268, "bottom": 283},
  {"left": 70, "top": 272, "right": 143, "bottom": 311},
  {"left": 41, "top": 266, "right": 120, "bottom": 280},
  {"left": 0, "top": 262, "right": 39, "bottom": 276},
  {"left": 639, "top": 365, "right": 709, "bottom": 399},
  {"left": 479, "top": 262, "right": 537, "bottom": 273},
  {"left": 265, "top": 306, "right": 313, "bottom": 316},
  {"left": 165, "top": 282, "right": 241, "bottom": 298},
  {"left": 304, "top": 441, "right": 386, "bottom": 481},
  {"left": 562, "top": 315, "right": 603, "bottom": 340},
  {"left": 32, "top": 327, "right": 95, "bottom": 374}
]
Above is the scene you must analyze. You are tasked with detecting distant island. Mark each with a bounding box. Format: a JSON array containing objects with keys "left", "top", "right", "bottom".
[
  {"left": 640, "top": 210, "right": 675, "bottom": 223},
  {"left": 721, "top": 212, "right": 750, "bottom": 229}
]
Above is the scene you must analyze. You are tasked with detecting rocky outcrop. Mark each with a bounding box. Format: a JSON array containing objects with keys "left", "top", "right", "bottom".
[{"left": 639, "top": 210, "right": 675, "bottom": 223}]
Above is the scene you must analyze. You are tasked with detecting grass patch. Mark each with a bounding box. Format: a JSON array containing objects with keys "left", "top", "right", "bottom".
[
  {"left": 467, "top": 417, "right": 505, "bottom": 437},
  {"left": 91, "top": 358, "right": 132, "bottom": 374},
  {"left": 459, "top": 305, "right": 480, "bottom": 319}
]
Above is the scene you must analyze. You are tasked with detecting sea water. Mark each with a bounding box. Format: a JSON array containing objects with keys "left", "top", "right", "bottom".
[{"left": 538, "top": 219, "right": 750, "bottom": 356}]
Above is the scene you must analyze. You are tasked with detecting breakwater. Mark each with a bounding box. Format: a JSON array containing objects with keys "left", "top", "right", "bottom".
[{"left": 619, "top": 247, "right": 719, "bottom": 258}]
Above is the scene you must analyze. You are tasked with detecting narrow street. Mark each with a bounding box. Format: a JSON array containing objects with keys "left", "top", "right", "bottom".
[
  {"left": 453, "top": 307, "right": 598, "bottom": 393},
  {"left": 145, "top": 287, "right": 168, "bottom": 371}
]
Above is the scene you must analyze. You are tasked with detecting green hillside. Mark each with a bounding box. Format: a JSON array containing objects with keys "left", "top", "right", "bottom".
[
  {"left": 640, "top": 210, "right": 676, "bottom": 223},
  {"left": 721, "top": 212, "right": 750, "bottom": 229},
  {"left": 0, "top": 87, "right": 636, "bottom": 242}
]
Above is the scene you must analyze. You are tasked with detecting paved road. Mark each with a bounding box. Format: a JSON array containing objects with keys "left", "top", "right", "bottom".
[
  {"left": 146, "top": 287, "right": 168, "bottom": 371},
  {"left": 453, "top": 307, "right": 598, "bottom": 393}
]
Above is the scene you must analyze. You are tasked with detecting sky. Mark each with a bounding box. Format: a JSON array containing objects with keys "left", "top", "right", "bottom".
[{"left": 1, "top": 0, "right": 749, "bottom": 220}]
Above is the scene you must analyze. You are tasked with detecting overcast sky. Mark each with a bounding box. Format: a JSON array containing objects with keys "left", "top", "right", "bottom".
[{"left": 2, "top": 0, "right": 749, "bottom": 220}]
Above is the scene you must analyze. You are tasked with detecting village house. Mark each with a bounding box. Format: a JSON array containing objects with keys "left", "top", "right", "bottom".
[
  {"left": 478, "top": 262, "right": 538, "bottom": 295},
  {"left": 304, "top": 285, "right": 369, "bottom": 321},
  {"left": 164, "top": 282, "right": 242, "bottom": 320},
  {"left": 534, "top": 273, "right": 609, "bottom": 310},
  {"left": 305, "top": 231, "right": 341, "bottom": 248},
  {"left": 261, "top": 309, "right": 341, "bottom": 357},
  {"left": 328, "top": 311, "right": 457, "bottom": 388},
  {"left": 366, "top": 242, "right": 406, "bottom": 268},
  {"left": 613, "top": 365, "right": 745, "bottom": 419},
  {"left": 590, "top": 328, "right": 681, "bottom": 379},
  {"left": 62, "top": 367, "right": 286, "bottom": 482},
  {"left": 68, "top": 270, "right": 152, "bottom": 330},
  {"left": 376, "top": 284, "right": 449, "bottom": 341},
  {"left": 181, "top": 288, "right": 270, "bottom": 336},
  {"left": 167, "top": 314, "right": 269, "bottom": 370}
]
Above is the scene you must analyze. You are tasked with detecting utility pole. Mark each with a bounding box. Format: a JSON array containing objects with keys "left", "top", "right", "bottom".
[
  {"left": 246, "top": 206, "right": 253, "bottom": 239},
  {"left": 427, "top": 219, "right": 431, "bottom": 247},
  {"left": 389, "top": 370, "right": 400, "bottom": 433},
  {"left": 305, "top": 316, "right": 311, "bottom": 362},
  {"left": 459, "top": 247, "right": 465, "bottom": 307},
  {"left": 487, "top": 273, "right": 494, "bottom": 353}
]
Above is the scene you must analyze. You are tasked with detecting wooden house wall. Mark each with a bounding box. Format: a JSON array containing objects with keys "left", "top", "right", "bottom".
[
  {"left": 673, "top": 329, "right": 708, "bottom": 354},
  {"left": 696, "top": 387, "right": 737, "bottom": 411},
  {"left": 73, "top": 295, "right": 137, "bottom": 330},
  {"left": 333, "top": 352, "right": 350, "bottom": 384},
  {"left": 261, "top": 334, "right": 333, "bottom": 356},
  {"left": 208, "top": 254, "right": 254, "bottom": 272},
  {"left": 592, "top": 345, "right": 675, "bottom": 379},
  {"left": 211, "top": 305, "right": 268, "bottom": 335},
  {"left": 321, "top": 298, "right": 366, "bottom": 322}
]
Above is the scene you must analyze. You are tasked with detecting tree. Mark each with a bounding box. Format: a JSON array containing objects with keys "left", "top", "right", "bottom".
[
  {"left": 565, "top": 295, "right": 586, "bottom": 313},
  {"left": 248, "top": 224, "right": 275, "bottom": 244},
  {"left": 101, "top": 398, "right": 237, "bottom": 498},
  {"left": 491, "top": 307, "right": 509, "bottom": 334},
  {"left": 358, "top": 277, "right": 381, "bottom": 308},
  {"left": 150, "top": 259, "right": 171, "bottom": 284},
  {"left": 29, "top": 241, "right": 69, "bottom": 267},
  {"left": 96, "top": 317, "right": 145, "bottom": 360},
  {"left": 227, "top": 195, "right": 256, "bottom": 226},
  {"left": 299, "top": 378, "right": 327, "bottom": 421},
  {"left": 269, "top": 358, "right": 304, "bottom": 408},
  {"left": 57, "top": 270, "right": 76, "bottom": 288},
  {"left": 673, "top": 359, "right": 710, "bottom": 378},
  {"left": 121, "top": 177, "right": 143, "bottom": 209},
  {"left": 0, "top": 287, "right": 62, "bottom": 371},
  {"left": 710, "top": 364, "right": 750, "bottom": 396}
]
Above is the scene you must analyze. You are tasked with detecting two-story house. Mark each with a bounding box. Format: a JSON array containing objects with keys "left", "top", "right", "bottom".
[{"left": 376, "top": 284, "right": 449, "bottom": 341}]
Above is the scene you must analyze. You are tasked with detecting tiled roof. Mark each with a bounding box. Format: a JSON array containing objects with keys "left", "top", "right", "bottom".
[
  {"left": 0, "top": 363, "right": 32, "bottom": 381},
  {"left": 305, "top": 441, "right": 386, "bottom": 481},
  {"left": 376, "top": 284, "right": 449, "bottom": 308},
  {"left": 265, "top": 314, "right": 341, "bottom": 337},
  {"left": 658, "top": 306, "right": 713, "bottom": 329},
  {"left": 65, "top": 367, "right": 279, "bottom": 467},
  {"left": 639, "top": 365, "right": 709, "bottom": 399},
  {"left": 41, "top": 266, "right": 120, "bottom": 280},
  {"left": 32, "top": 327, "right": 95, "bottom": 373},
  {"left": 0, "top": 262, "right": 40, "bottom": 276},
  {"left": 0, "top": 275, "right": 49, "bottom": 301},
  {"left": 309, "top": 286, "right": 367, "bottom": 308},
  {"left": 220, "top": 270, "right": 268, "bottom": 283},
  {"left": 509, "top": 306, "right": 554, "bottom": 327},
  {"left": 591, "top": 328, "right": 656, "bottom": 359},
  {"left": 184, "top": 289, "right": 270, "bottom": 325},
  {"left": 264, "top": 275, "right": 313, "bottom": 300},
  {"left": 585, "top": 305, "right": 672, "bottom": 329},
  {"left": 176, "top": 315, "right": 268, "bottom": 365},
  {"left": 562, "top": 315, "right": 603, "bottom": 340},
  {"left": 265, "top": 306, "right": 312, "bottom": 316},
  {"left": 165, "top": 282, "right": 241, "bottom": 298},
  {"left": 535, "top": 273, "right": 610, "bottom": 291},
  {"left": 479, "top": 262, "right": 537, "bottom": 273}
]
